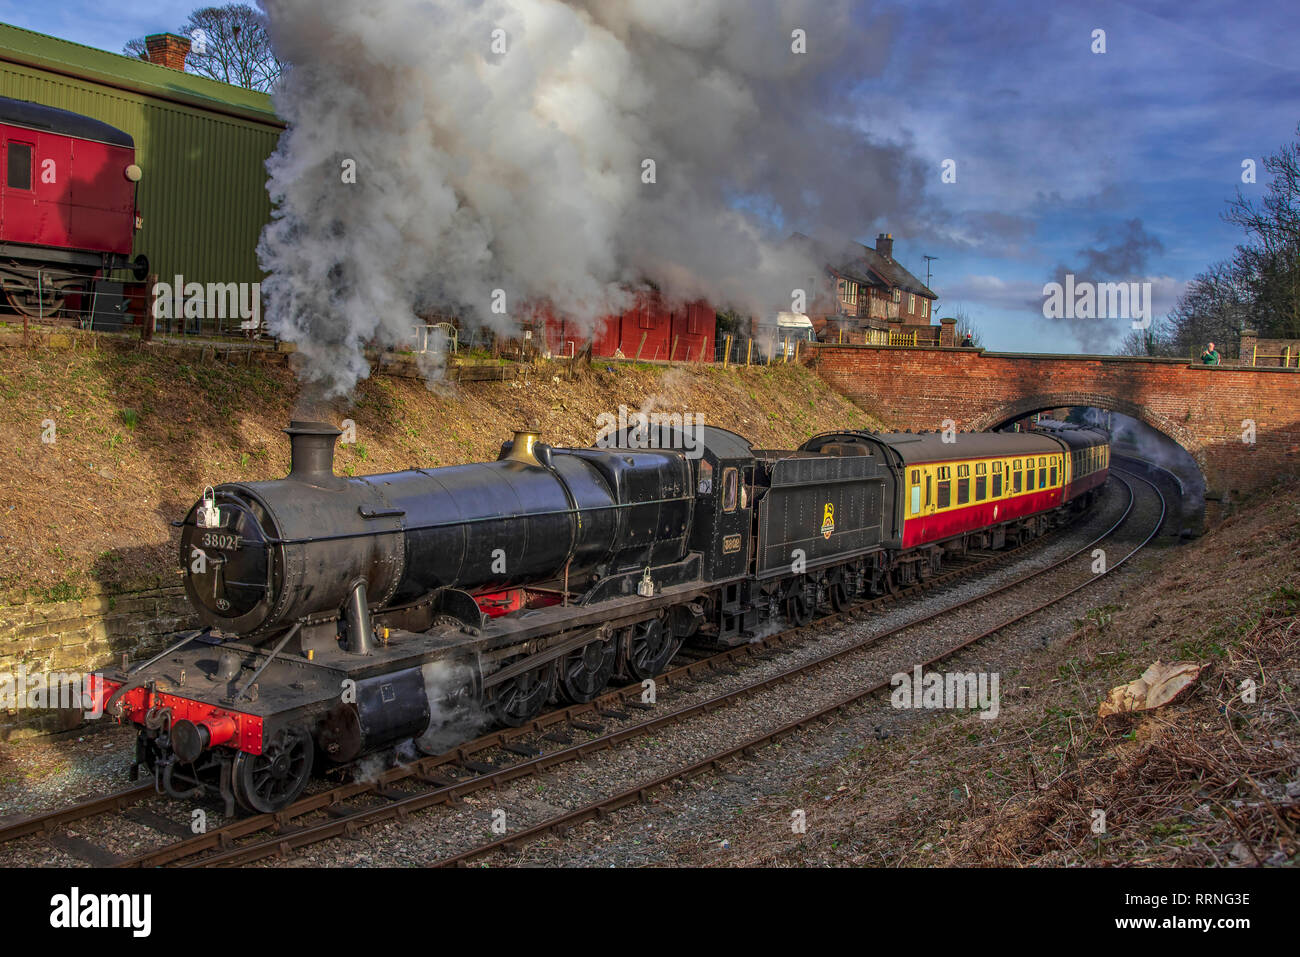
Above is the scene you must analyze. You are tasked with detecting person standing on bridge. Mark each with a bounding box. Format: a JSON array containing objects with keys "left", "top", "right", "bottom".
[
  {"left": 1201, "top": 342, "right": 1221, "bottom": 365},
  {"left": 961, "top": 332, "right": 975, "bottom": 347}
]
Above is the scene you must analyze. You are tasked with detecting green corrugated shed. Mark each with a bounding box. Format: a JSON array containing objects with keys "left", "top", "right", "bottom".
[{"left": 0, "top": 22, "right": 283, "bottom": 290}]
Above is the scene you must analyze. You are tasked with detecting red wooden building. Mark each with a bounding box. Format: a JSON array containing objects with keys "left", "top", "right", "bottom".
[{"left": 534, "top": 294, "right": 716, "bottom": 363}]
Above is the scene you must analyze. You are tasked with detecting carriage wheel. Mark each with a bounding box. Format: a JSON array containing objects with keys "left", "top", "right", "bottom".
[
  {"left": 489, "top": 659, "right": 558, "bottom": 727},
  {"left": 621, "top": 618, "right": 681, "bottom": 681},
  {"left": 784, "top": 587, "right": 811, "bottom": 627},
  {"left": 231, "top": 727, "right": 314, "bottom": 814},
  {"left": 3, "top": 278, "right": 66, "bottom": 319},
  {"left": 829, "top": 575, "right": 851, "bottom": 612},
  {"left": 557, "top": 636, "right": 619, "bottom": 704}
]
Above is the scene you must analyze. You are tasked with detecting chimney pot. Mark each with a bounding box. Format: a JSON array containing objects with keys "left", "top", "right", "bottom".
[
  {"left": 876, "top": 232, "right": 894, "bottom": 260},
  {"left": 144, "top": 33, "right": 192, "bottom": 71},
  {"left": 284, "top": 421, "right": 345, "bottom": 488}
]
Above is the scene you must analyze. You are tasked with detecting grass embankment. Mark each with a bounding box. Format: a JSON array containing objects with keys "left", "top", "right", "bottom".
[{"left": 0, "top": 341, "right": 881, "bottom": 604}]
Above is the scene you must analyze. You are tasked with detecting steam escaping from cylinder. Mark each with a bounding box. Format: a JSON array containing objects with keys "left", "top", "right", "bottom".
[{"left": 256, "top": 0, "right": 926, "bottom": 397}]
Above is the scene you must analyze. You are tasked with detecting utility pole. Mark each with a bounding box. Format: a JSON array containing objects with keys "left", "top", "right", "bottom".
[{"left": 922, "top": 255, "right": 938, "bottom": 289}]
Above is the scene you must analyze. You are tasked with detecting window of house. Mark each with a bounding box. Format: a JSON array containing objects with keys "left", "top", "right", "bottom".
[
  {"left": 908, "top": 294, "right": 916, "bottom": 313},
  {"left": 7, "top": 142, "right": 32, "bottom": 190},
  {"left": 722, "top": 468, "right": 739, "bottom": 512},
  {"left": 892, "top": 289, "right": 901, "bottom": 303},
  {"left": 840, "top": 280, "right": 858, "bottom": 306},
  {"left": 921, "top": 299, "right": 930, "bottom": 318}
]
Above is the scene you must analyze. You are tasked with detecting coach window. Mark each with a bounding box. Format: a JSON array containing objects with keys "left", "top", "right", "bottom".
[
  {"left": 1050, "top": 458, "right": 1058, "bottom": 486},
  {"left": 1037, "top": 456, "right": 1047, "bottom": 488},
  {"left": 1012, "top": 460, "right": 1022, "bottom": 493},
  {"left": 910, "top": 470, "right": 922, "bottom": 515},
  {"left": 975, "top": 462, "right": 987, "bottom": 500},
  {"left": 6, "top": 142, "right": 32, "bottom": 190},
  {"left": 925, "top": 473, "right": 932, "bottom": 507},
  {"left": 936, "top": 466, "right": 951, "bottom": 509},
  {"left": 722, "top": 468, "right": 739, "bottom": 512},
  {"left": 956, "top": 464, "right": 970, "bottom": 505},
  {"left": 992, "top": 461, "right": 1003, "bottom": 497}
]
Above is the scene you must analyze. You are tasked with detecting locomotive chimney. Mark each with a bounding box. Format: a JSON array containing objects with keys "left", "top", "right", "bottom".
[{"left": 284, "top": 421, "right": 346, "bottom": 488}]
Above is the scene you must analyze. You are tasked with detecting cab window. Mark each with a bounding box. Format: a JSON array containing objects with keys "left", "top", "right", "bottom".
[{"left": 722, "top": 468, "right": 739, "bottom": 512}]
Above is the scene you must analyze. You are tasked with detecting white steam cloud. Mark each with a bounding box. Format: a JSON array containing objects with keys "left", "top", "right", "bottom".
[{"left": 257, "top": 0, "right": 924, "bottom": 397}]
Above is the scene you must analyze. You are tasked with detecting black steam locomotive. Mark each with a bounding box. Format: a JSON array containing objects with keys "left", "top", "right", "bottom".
[{"left": 94, "top": 419, "right": 1108, "bottom": 813}]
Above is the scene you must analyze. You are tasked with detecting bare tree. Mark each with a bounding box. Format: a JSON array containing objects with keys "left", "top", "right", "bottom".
[
  {"left": 123, "top": 4, "right": 282, "bottom": 92},
  {"left": 945, "top": 305, "right": 984, "bottom": 346}
]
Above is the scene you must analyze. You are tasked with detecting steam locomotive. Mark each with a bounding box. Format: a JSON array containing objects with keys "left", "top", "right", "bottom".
[{"left": 92, "top": 419, "right": 1109, "bottom": 813}]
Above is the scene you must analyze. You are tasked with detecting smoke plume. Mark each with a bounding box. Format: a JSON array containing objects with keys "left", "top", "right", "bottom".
[{"left": 256, "top": 0, "right": 925, "bottom": 397}]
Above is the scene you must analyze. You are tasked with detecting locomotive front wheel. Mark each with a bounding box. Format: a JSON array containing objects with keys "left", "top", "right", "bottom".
[
  {"left": 490, "top": 660, "right": 558, "bottom": 726},
  {"left": 558, "top": 636, "right": 618, "bottom": 704},
  {"left": 622, "top": 618, "right": 681, "bottom": 681},
  {"left": 231, "top": 728, "right": 314, "bottom": 814}
]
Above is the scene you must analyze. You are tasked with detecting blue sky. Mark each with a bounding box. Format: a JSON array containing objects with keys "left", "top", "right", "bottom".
[{"left": 2, "top": 0, "right": 1296, "bottom": 354}]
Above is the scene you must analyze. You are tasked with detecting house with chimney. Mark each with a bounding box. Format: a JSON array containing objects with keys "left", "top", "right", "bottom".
[{"left": 792, "top": 231, "right": 948, "bottom": 346}]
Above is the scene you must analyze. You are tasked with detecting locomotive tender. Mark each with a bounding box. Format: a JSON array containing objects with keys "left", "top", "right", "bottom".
[{"left": 93, "top": 419, "right": 1109, "bottom": 813}]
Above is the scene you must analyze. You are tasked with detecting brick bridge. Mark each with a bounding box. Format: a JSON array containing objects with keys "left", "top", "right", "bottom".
[{"left": 805, "top": 344, "right": 1299, "bottom": 506}]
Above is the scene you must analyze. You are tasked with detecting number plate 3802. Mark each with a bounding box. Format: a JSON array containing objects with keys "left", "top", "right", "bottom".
[{"left": 201, "top": 531, "right": 241, "bottom": 551}]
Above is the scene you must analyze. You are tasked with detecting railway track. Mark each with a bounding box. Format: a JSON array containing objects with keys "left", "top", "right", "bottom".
[{"left": 0, "top": 467, "right": 1168, "bottom": 867}]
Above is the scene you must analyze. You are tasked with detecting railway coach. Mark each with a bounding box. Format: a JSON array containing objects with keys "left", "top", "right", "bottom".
[
  {"left": 0, "top": 95, "right": 148, "bottom": 319},
  {"left": 795, "top": 426, "right": 1110, "bottom": 578}
]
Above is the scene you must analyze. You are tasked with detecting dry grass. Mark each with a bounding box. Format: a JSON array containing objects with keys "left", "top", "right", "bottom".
[{"left": 0, "top": 339, "right": 881, "bottom": 604}]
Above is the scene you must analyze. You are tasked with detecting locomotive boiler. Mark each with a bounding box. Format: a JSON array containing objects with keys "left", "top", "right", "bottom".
[{"left": 181, "top": 421, "right": 693, "bottom": 647}]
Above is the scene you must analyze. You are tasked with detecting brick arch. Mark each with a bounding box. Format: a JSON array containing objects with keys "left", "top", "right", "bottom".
[
  {"left": 805, "top": 344, "right": 1300, "bottom": 506},
  {"left": 969, "top": 392, "right": 1208, "bottom": 476}
]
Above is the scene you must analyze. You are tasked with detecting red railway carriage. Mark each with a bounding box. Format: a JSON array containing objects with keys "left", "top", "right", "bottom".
[{"left": 0, "top": 95, "right": 147, "bottom": 319}]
